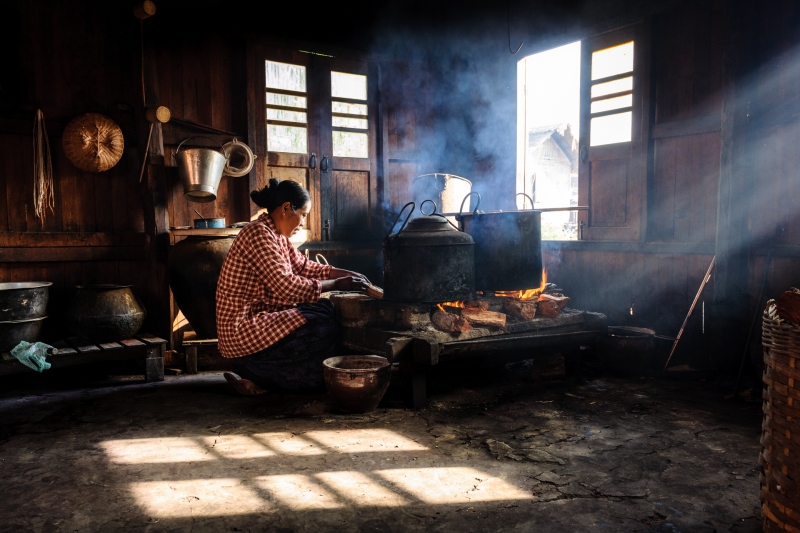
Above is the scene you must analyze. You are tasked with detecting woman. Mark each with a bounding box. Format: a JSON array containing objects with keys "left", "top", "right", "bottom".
[{"left": 216, "top": 178, "right": 369, "bottom": 395}]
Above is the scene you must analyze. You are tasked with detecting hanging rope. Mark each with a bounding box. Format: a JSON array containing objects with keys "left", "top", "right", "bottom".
[
  {"left": 507, "top": 0, "right": 523, "bottom": 54},
  {"left": 33, "top": 109, "right": 54, "bottom": 226}
]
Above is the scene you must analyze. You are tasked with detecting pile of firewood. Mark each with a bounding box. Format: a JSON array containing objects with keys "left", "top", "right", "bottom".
[{"left": 431, "top": 288, "right": 571, "bottom": 334}]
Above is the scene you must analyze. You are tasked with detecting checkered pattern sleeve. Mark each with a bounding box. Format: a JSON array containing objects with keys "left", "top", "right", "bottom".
[
  {"left": 289, "top": 246, "right": 333, "bottom": 280},
  {"left": 240, "top": 226, "right": 323, "bottom": 304}
]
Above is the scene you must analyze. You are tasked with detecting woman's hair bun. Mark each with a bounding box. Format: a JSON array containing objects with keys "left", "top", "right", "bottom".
[{"left": 250, "top": 178, "right": 311, "bottom": 212}]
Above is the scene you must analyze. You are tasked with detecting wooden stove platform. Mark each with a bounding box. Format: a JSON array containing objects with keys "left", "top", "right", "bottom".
[{"left": 339, "top": 307, "right": 607, "bottom": 407}]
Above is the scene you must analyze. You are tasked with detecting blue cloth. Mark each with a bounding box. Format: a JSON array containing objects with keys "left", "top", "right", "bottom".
[
  {"left": 232, "top": 299, "right": 338, "bottom": 390},
  {"left": 11, "top": 341, "right": 53, "bottom": 372}
]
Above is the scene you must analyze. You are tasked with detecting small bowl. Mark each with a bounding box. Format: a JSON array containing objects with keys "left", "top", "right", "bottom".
[
  {"left": 194, "top": 218, "right": 226, "bottom": 229},
  {"left": 323, "top": 355, "right": 391, "bottom": 413}
]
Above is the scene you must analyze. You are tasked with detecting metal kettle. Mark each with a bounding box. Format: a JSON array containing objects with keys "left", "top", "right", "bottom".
[{"left": 383, "top": 202, "right": 475, "bottom": 303}]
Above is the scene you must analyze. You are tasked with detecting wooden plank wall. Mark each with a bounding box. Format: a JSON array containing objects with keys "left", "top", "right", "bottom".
[
  {"left": 0, "top": 0, "right": 152, "bottom": 340},
  {"left": 0, "top": 1, "right": 246, "bottom": 341}
]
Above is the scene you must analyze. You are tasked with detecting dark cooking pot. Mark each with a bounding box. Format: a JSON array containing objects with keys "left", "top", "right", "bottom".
[
  {"left": 456, "top": 193, "right": 542, "bottom": 291},
  {"left": 66, "top": 285, "right": 146, "bottom": 342},
  {"left": 0, "top": 282, "right": 51, "bottom": 321},
  {"left": 0, "top": 316, "right": 46, "bottom": 352},
  {"left": 383, "top": 202, "right": 475, "bottom": 303}
]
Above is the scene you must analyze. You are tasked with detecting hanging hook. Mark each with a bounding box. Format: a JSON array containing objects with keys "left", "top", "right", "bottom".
[{"left": 507, "top": 0, "right": 523, "bottom": 55}]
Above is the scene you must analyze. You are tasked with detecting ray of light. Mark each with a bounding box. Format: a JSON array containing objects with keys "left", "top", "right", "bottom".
[
  {"left": 252, "top": 432, "right": 326, "bottom": 455},
  {"left": 199, "top": 435, "right": 276, "bottom": 459}
]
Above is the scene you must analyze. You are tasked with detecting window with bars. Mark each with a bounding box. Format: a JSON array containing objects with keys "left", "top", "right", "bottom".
[
  {"left": 266, "top": 60, "right": 308, "bottom": 154},
  {"left": 589, "top": 41, "right": 634, "bottom": 147},
  {"left": 331, "top": 71, "right": 369, "bottom": 158}
]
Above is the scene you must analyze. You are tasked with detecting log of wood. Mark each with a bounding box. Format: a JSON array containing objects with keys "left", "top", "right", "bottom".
[
  {"left": 460, "top": 307, "right": 507, "bottom": 328},
  {"left": 537, "top": 294, "right": 570, "bottom": 317},
  {"left": 464, "top": 300, "right": 490, "bottom": 310},
  {"left": 504, "top": 299, "right": 537, "bottom": 320},
  {"left": 432, "top": 311, "right": 472, "bottom": 334}
]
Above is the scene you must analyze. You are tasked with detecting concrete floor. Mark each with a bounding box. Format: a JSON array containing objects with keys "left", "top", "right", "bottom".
[{"left": 0, "top": 362, "right": 763, "bottom": 533}]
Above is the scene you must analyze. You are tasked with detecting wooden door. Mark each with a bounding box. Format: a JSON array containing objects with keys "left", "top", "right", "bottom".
[
  {"left": 315, "top": 58, "right": 380, "bottom": 242},
  {"left": 578, "top": 23, "right": 650, "bottom": 241},
  {"left": 261, "top": 50, "right": 319, "bottom": 243}
]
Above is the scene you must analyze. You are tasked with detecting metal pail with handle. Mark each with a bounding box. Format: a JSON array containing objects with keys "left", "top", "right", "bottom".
[{"left": 176, "top": 137, "right": 228, "bottom": 203}]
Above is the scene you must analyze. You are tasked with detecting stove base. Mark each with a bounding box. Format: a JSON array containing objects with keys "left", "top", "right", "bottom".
[{"left": 339, "top": 309, "right": 607, "bottom": 407}]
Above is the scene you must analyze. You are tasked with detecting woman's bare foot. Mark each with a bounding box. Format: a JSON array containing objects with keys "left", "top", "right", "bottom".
[{"left": 223, "top": 372, "right": 268, "bottom": 396}]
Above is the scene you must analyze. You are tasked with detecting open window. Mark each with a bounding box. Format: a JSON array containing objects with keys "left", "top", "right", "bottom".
[{"left": 517, "top": 24, "right": 650, "bottom": 242}]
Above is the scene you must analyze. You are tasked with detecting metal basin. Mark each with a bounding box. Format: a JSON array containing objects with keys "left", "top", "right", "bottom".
[
  {"left": 0, "top": 316, "right": 46, "bottom": 352},
  {"left": 323, "top": 355, "right": 391, "bottom": 413},
  {"left": 66, "top": 285, "right": 146, "bottom": 342},
  {"left": 0, "top": 282, "right": 51, "bottom": 321},
  {"left": 597, "top": 326, "right": 656, "bottom": 376}
]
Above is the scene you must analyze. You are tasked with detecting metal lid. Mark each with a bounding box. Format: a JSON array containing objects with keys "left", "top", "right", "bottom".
[{"left": 386, "top": 215, "right": 474, "bottom": 247}]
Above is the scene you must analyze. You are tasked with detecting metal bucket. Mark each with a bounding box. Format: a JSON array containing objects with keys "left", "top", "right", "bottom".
[
  {"left": 412, "top": 174, "right": 471, "bottom": 218},
  {"left": 176, "top": 137, "right": 228, "bottom": 203}
]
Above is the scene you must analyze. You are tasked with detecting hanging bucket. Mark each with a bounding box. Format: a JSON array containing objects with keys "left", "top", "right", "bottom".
[{"left": 175, "top": 137, "right": 228, "bottom": 203}]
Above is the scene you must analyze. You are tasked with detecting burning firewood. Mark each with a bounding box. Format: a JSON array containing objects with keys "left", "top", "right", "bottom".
[
  {"left": 432, "top": 311, "right": 472, "bottom": 334},
  {"left": 460, "top": 307, "right": 507, "bottom": 328},
  {"left": 464, "top": 300, "right": 489, "bottom": 310},
  {"left": 504, "top": 299, "right": 537, "bottom": 321},
  {"left": 537, "top": 293, "right": 570, "bottom": 317}
]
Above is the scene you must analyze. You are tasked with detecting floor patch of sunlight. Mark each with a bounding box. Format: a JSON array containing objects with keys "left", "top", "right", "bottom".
[
  {"left": 304, "top": 429, "right": 428, "bottom": 453},
  {"left": 200, "top": 435, "right": 276, "bottom": 459},
  {"left": 256, "top": 474, "right": 344, "bottom": 509},
  {"left": 130, "top": 479, "right": 269, "bottom": 517},
  {"left": 100, "top": 437, "right": 212, "bottom": 464},
  {"left": 375, "top": 467, "right": 531, "bottom": 504},
  {"left": 315, "top": 471, "right": 410, "bottom": 506},
  {"left": 252, "top": 432, "right": 326, "bottom": 455}
]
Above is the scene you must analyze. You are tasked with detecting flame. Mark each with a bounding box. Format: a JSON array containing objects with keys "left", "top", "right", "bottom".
[
  {"left": 435, "top": 301, "right": 466, "bottom": 312},
  {"left": 495, "top": 268, "right": 548, "bottom": 300}
]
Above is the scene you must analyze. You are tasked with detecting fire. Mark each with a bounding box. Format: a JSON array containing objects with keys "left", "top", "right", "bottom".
[
  {"left": 435, "top": 301, "right": 466, "bottom": 312},
  {"left": 494, "top": 268, "right": 548, "bottom": 300}
]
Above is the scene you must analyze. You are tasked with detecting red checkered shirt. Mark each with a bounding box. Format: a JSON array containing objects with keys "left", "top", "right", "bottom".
[{"left": 215, "top": 213, "right": 332, "bottom": 358}]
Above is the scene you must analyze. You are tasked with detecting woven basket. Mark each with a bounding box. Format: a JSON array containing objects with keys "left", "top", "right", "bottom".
[
  {"left": 760, "top": 302, "right": 800, "bottom": 532},
  {"left": 61, "top": 113, "right": 124, "bottom": 173}
]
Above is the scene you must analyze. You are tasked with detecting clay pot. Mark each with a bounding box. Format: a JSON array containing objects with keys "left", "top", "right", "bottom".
[
  {"left": 323, "top": 355, "right": 391, "bottom": 413},
  {"left": 167, "top": 236, "right": 235, "bottom": 339},
  {"left": 66, "top": 285, "right": 146, "bottom": 342}
]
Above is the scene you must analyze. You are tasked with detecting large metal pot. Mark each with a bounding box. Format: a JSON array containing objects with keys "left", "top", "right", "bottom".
[
  {"left": 383, "top": 203, "right": 475, "bottom": 302},
  {"left": 323, "top": 355, "right": 391, "bottom": 413},
  {"left": 0, "top": 316, "right": 46, "bottom": 352},
  {"left": 412, "top": 174, "right": 472, "bottom": 217},
  {"left": 457, "top": 193, "right": 542, "bottom": 291},
  {"left": 66, "top": 285, "right": 146, "bottom": 342},
  {"left": 167, "top": 236, "right": 235, "bottom": 339},
  {"left": 0, "top": 282, "right": 51, "bottom": 321}
]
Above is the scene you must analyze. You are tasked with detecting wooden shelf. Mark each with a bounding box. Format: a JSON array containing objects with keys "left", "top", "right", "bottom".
[{"left": 169, "top": 228, "right": 241, "bottom": 237}]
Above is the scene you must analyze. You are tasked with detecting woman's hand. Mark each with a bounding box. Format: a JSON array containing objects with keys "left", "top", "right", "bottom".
[
  {"left": 330, "top": 268, "right": 370, "bottom": 284},
  {"left": 334, "top": 276, "right": 370, "bottom": 292},
  {"left": 320, "top": 276, "right": 370, "bottom": 293}
]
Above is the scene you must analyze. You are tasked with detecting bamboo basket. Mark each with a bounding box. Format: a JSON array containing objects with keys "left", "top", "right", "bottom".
[{"left": 760, "top": 302, "right": 800, "bottom": 532}]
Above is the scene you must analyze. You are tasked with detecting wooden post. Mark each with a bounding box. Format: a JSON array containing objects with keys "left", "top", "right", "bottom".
[
  {"left": 711, "top": 0, "right": 758, "bottom": 371},
  {"left": 135, "top": 19, "right": 172, "bottom": 343}
]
